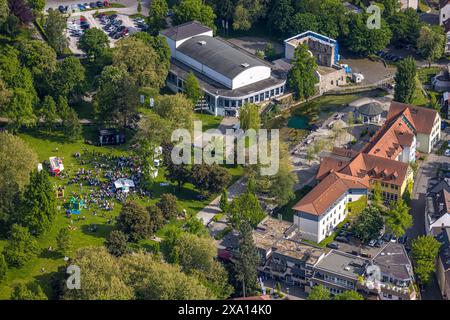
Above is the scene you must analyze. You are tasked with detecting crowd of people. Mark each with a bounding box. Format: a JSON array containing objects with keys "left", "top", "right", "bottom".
[{"left": 63, "top": 150, "right": 153, "bottom": 213}]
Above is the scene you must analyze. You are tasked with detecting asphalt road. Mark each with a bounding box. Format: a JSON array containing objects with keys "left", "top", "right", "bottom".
[{"left": 407, "top": 129, "right": 449, "bottom": 300}]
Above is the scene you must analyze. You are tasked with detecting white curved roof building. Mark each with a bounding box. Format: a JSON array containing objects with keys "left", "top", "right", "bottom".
[{"left": 160, "top": 21, "right": 286, "bottom": 116}]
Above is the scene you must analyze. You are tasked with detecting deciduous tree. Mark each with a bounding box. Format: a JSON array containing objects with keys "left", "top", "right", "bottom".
[
  {"left": 288, "top": 43, "right": 318, "bottom": 100},
  {"left": 394, "top": 56, "right": 417, "bottom": 104},
  {"left": 20, "top": 170, "right": 57, "bottom": 235},
  {"left": 2, "top": 224, "right": 39, "bottom": 267},
  {"left": 78, "top": 27, "right": 109, "bottom": 60},
  {"left": 105, "top": 230, "right": 129, "bottom": 257},
  {"left": 117, "top": 201, "right": 152, "bottom": 242},
  {"left": 411, "top": 235, "right": 441, "bottom": 285}
]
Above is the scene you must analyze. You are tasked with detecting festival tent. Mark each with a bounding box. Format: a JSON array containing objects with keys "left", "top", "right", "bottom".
[
  {"left": 114, "top": 178, "right": 135, "bottom": 193},
  {"left": 49, "top": 157, "right": 64, "bottom": 176}
]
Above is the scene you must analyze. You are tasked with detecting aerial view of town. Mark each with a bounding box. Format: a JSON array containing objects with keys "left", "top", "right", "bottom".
[{"left": 1, "top": 0, "right": 450, "bottom": 307}]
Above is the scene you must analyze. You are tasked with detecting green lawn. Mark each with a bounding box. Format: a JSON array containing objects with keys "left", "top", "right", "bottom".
[{"left": 0, "top": 125, "right": 243, "bottom": 299}]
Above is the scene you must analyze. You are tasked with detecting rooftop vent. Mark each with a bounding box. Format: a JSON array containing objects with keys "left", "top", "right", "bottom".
[
  {"left": 198, "top": 40, "right": 207, "bottom": 45},
  {"left": 241, "top": 63, "right": 250, "bottom": 68}
]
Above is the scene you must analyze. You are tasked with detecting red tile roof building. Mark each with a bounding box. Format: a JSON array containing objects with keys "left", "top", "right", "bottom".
[{"left": 292, "top": 102, "right": 440, "bottom": 243}]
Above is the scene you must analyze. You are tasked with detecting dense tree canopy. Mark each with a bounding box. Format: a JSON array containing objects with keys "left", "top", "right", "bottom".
[
  {"left": 411, "top": 235, "right": 441, "bottom": 285},
  {"left": 44, "top": 10, "right": 67, "bottom": 54},
  {"left": 351, "top": 206, "right": 384, "bottom": 243},
  {"left": 78, "top": 27, "right": 109, "bottom": 60},
  {"left": 385, "top": 199, "right": 412, "bottom": 237},
  {"left": 117, "top": 201, "right": 152, "bottom": 242},
  {"left": 417, "top": 25, "right": 445, "bottom": 67},
  {"left": 173, "top": 0, "right": 216, "bottom": 31},
  {"left": 2, "top": 224, "right": 39, "bottom": 268},
  {"left": 394, "top": 56, "right": 417, "bottom": 104},
  {"left": 19, "top": 170, "right": 57, "bottom": 235}
]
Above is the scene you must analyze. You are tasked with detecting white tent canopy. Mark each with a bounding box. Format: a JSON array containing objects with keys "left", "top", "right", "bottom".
[{"left": 114, "top": 178, "right": 135, "bottom": 192}]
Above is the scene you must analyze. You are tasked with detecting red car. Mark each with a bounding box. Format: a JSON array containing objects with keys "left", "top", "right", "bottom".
[{"left": 103, "top": 0, "right": 110, "bottom": 6}]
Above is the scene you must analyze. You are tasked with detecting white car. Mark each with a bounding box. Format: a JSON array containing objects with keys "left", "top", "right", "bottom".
[{"left": 445, "top": 149, "right": 450, "bottom": 157}]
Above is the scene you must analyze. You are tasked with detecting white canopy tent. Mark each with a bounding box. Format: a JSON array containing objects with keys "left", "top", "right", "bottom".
[{"left": 114, "top": 178, "right": 135, "bottom": 193}]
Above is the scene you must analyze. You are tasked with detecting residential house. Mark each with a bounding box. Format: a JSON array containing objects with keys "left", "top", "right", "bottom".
[
  {"left": 426, "top": 180, "right": 450, "bottom": 235},
  {"left": 436, "top": 227, "right": 450, "bottom": 300},
  {"left": 441, "top": 0, "right": 450, "bottom": 25}
]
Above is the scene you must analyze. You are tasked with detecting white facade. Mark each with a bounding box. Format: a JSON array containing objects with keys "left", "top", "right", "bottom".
[
  {"left": 397, "top": 135, "right": 416, "bottom": 163},
  {"left": 441, "top": 3, "right": 450, "bottom": 25},
  {"left": 399, "top": 0, "right": 418, "bottom": 10},
  {"left": 294, "top": 190, "right": 366, "bottom": 243}
]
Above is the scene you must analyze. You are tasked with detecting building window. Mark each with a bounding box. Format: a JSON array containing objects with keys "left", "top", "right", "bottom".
[
  {"left": 270, "top": 89, "right": 275, "bottom": 96},
  {"left": 250, "top": 96, "right": 254, "bottom": 103},
  {"left": 275, "top": 88, "right": 280, "bottom": 95},
  {"left": 265, "top": 91, "right": 270, "bottom": 99}
]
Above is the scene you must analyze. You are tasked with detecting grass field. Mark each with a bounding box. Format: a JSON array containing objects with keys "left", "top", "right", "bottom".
[{"left": 0, "top": 115, "right": 242, "bottom": 299}]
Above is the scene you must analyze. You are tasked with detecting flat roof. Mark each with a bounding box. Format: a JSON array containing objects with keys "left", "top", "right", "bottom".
[
  {"left": 170, "top": 58, "right": 285, "bottom": 98},
  {"left": 177, "top": 35, "right": 269, "bottom": 80},
  {"left": 272, "top": 238, "right": 324, "bottom": 264},
  {"left": 160, "top": 21, "right": 212, "bottom": 41},
  {"left": 373, "top": 243, "right": 414, "bottom": 281},
  {"left": 253, "top": 217, "right": 293, "bottom": 251},
  {"left": 315, "top": 250, "right": 368, "bottom": 279}
]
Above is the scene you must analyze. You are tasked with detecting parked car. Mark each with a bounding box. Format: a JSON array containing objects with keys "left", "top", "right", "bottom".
[
  {"left": 368, "top": 239, "right": 377, "bottom": 247},
  {"left": 97, "top": 1, "right": 104, "bottom": 7},
  {"left": 109, "top": 14, "right": 118, "bottom": 20},
  {"left": 390, "top": 235, "right": 398, "bottom": 243},
  {"left": 58, "top": 5, "right": 67, "bottom": 13},
  {"left": 382, "top": 233, "right": 392, "bottom": 242},
  {"left": 444, "top": 149, "right": 450, "bottom": 157},
  {"left": 83, "top": 3, "right": 90, "bottom": 9},
  {"left": 375, "top": 239, "right": 384, "bottom": 248},
  {"left": 104, "top": 0, "right": 110, "bottom": 6},
  {"left": 77, "top": 4, "right": 86, "bottom": 10},
  {"left": 89, "top": 2, "right": 97, "bottom": 8},
  {"left": 327, "top": 242, "right": 340, "bottom": 249},
  {"left": 335, "top": 236, "right": 349, "bottom": 243},
  {"left": 398, "top": 235, "right": 408, "bottom": 244}
]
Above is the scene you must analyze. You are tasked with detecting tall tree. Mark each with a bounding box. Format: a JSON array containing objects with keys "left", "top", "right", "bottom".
[
  {"left": 290, "top": 12, "right": 319, "bottom": 35},
  {"left": 308, "top": 285, "right": 331, "bottom": 300},
  {"left": 0, "top": 253, "right": 7, "bottom": 282},
  {"left": 27, "top": 0, "right": 45, "bottom": 12},
  {"left": 20, "top": 170, "right": 57, "bottom": 235},
  {"left": 156, "top": 193, "right": 180, "bottom": 221},
  {"left": 334, "top": 290, "right": 364, "bottom": 300},
  {"left": 344, "top": 12, "right": 392, "bottom": 56},
  {"left": 44, "top": 9, "right": 67, "bottom": 54},
  {"left": 227, "top": 189, "right": 265, "bottom": 229},
  {"left": 0, "top": 132, "right": 37, "bottom": 233},
  {"left": 55, "top": 227, "right": 72, "bottom": 255},
  {"left": 95, "top": 66, "right": 138, "bottom": 129},
  {"left": 351, "top": 205, "right": 384, "bottom": 243},
  {"left": 2, "top": 224, "right": 39, "bottom": 267},
  {"left": 154, "top": 94, "right": 195, "bottom": 132},
  {"left": 78, "top": 27, "right": 109, "bottom": 60},
  {"left": 173, "top": 0, "right": 216, "bottom": 31},
  {"left": 105, "top": 230, "right": 129, "bottom": 257},
  {"left": 147, "top": 204, "right": 165, "bottom": 233},
  {"left": 288, "top": 43, "right": 318, "bottom": 100},
  {"left": 417, "top": 25, "right": 445, "bottom": 67},
  {"left": 232, "top": 0, "right": 266, "bottom": 31},
  {"left": 8, "top": 0, "right": 34, "bottom": 23},
  {"left": 147, "top": 0, "right": 168, "bottom": 34},
  {"left": 50, "top": 56, "right": 85, "bottom": 100},
  {"left": 191, "top": 164, "right": 232, "bottom": 197},
  {"left": 63, "top": 247, "right": 135, "bottom": 300},
  {"left": 385, "top": 199, "right": 412, "bottom": 237},
  {"left": 388, "top": 8, "right": 421, "bottom": 47},
  {"left": 394, "top": 56, "right": 417, "bottom": 104},
  {"left": 10, "top": 281, "right": 47, "bottom": 300},
  {"left": 40, "top": 95, "right": 57, "bottom": 130},
  {"left": 411, "top": 235, "right": 441, "bottom": 285},
  {"left": 239, "top": 103, "right": 260, "bottom": 130},
  {"left": 61, "top": 107, "right": 82, "bottom": 141},
  {"left": 117, "top": 201, "right": 152, "bottom": 242},
  {"left": 184, "top": 71, "right": 202, "bottom": 106},
  {"left": 234, "top": 221, "right": 260, "bottom": 297},
  {"left": 0, "top": 0, "right": 9, "bottom": 26},
  {"left": 268, "top": 0, "right": 293, "bottom": 35},
  {"left": 113, "top": 36, "right": 169, "bottom": 89}
]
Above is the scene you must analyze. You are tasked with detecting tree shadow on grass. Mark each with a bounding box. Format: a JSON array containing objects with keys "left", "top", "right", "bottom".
[
  {"left": 80, "top": 223, "right": 114, "bottom": 238},
  {"left": 39, "top": 247, "right": 63, "bottom": 260},
  {"left": 21, "top": 128, "right": 68, "bottom": 145}
]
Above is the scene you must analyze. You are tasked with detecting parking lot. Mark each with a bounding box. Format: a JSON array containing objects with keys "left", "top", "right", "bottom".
[{"left": 66, "top": 10, "right": 148, "bottom": 55}]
